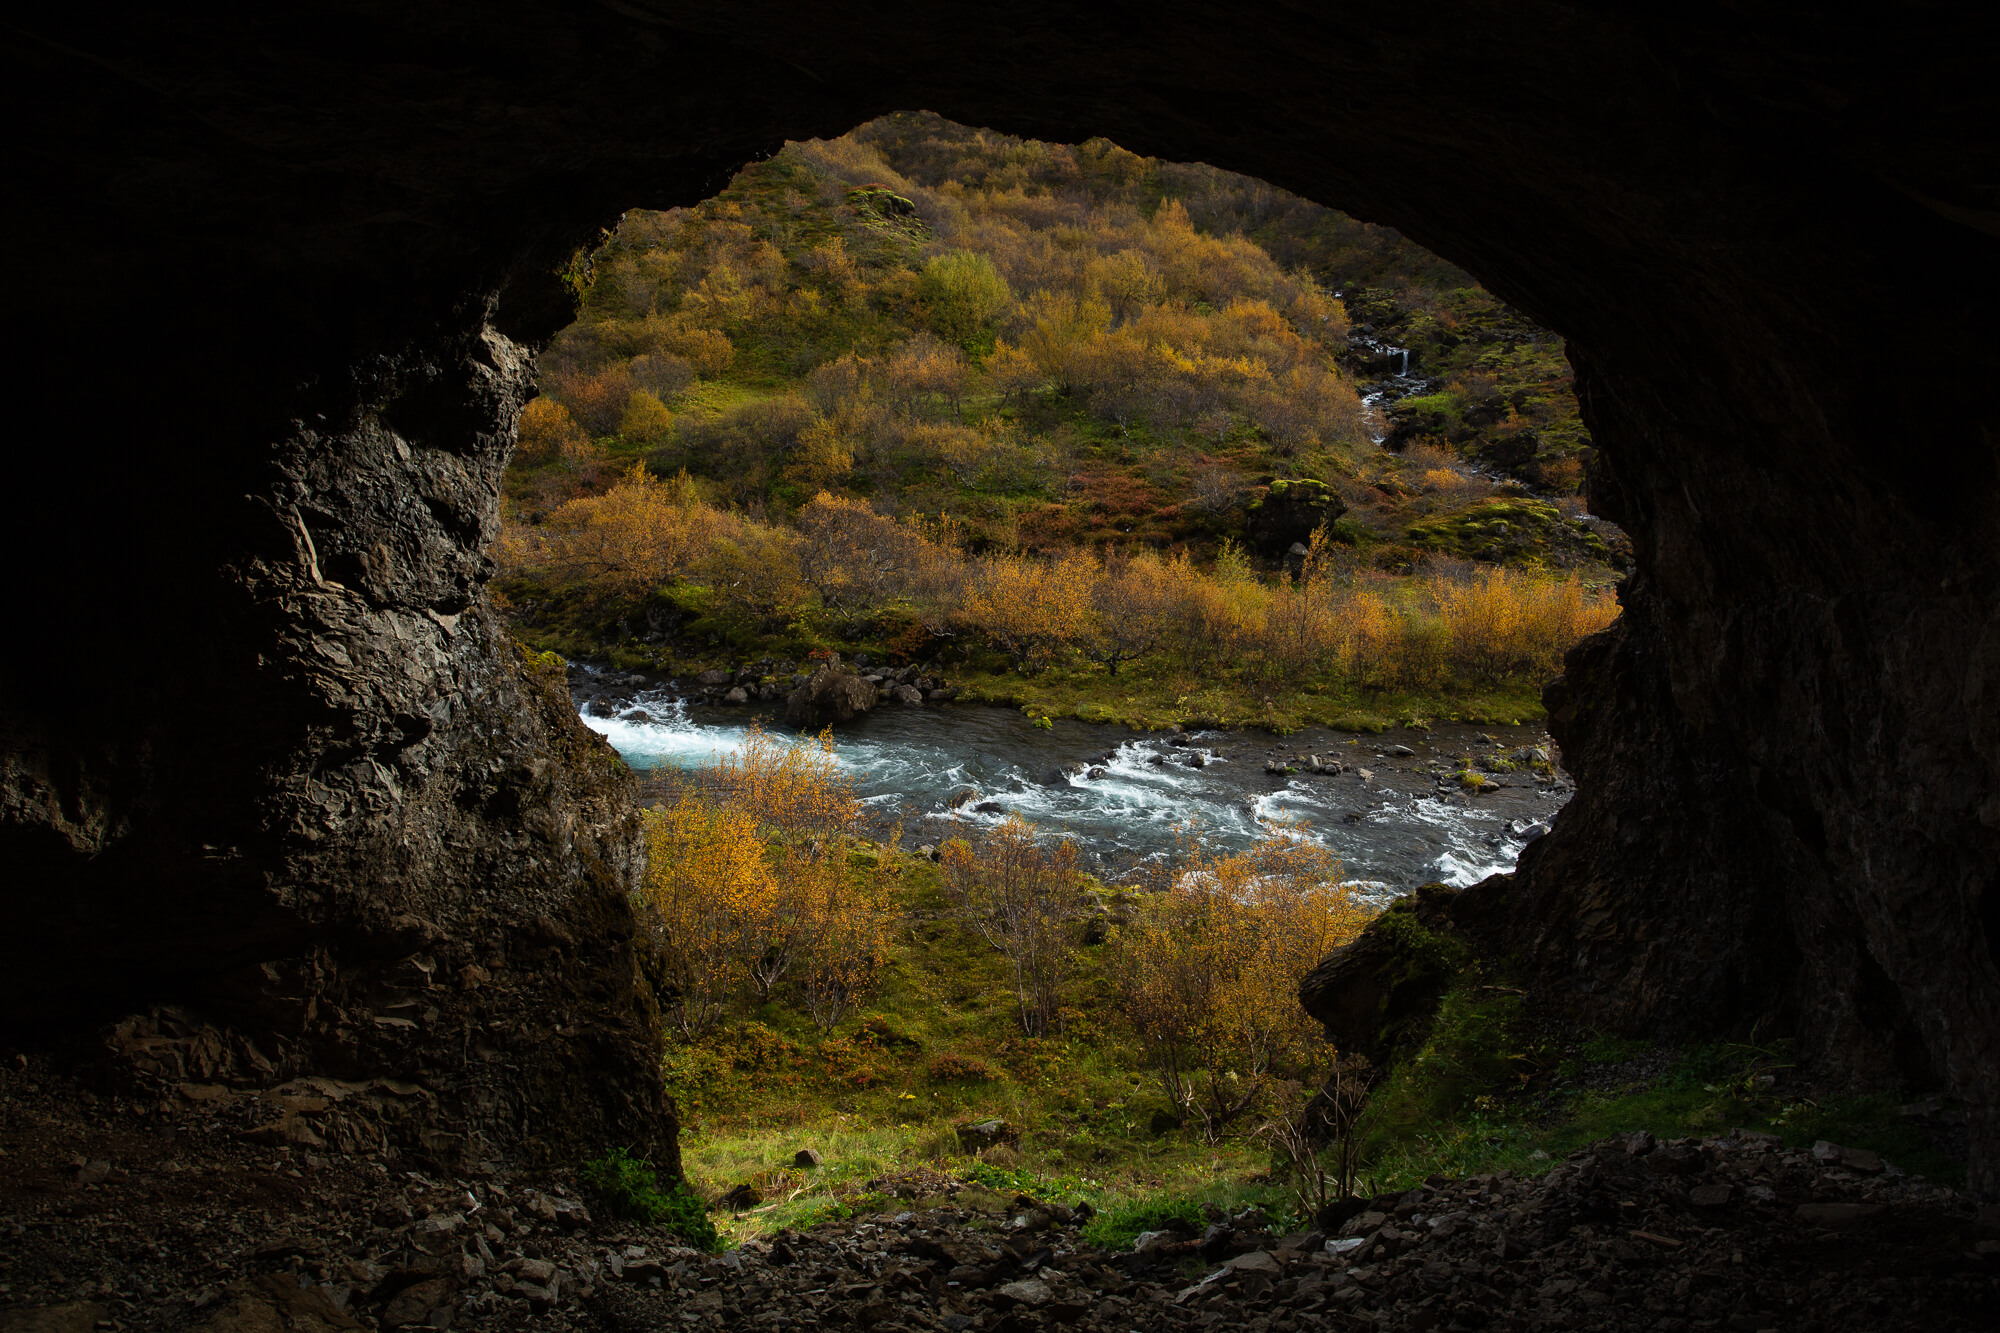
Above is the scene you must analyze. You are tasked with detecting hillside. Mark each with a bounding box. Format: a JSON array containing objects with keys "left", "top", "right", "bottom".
[{"left": 496, "top": 113, "right": 1624, "bottom": 730}]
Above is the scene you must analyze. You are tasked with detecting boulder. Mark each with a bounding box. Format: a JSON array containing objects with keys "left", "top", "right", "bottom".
[
  {"left": 995, "top": 1278, "right": 1051, "bottom": 1308},
  {"left": 785, "top": 662, "right": 879, "bottom": 728},
  {"left": 957, "top": 1119, "right": 1016, "bottom": 1152},
  {"left": 1298, "top": 885, "right": 1469, "bottom": 1070},
  {"left": 694, "top": 669, "right": 733, "bottom": 688},
  {"left": 1244, "top": 478, "right": 1347, "bottom": 555},
  {"left": 722, "top": 687, "right": 749, "bottom": 705},
  {"left": 1226, "top": 1250, "right": 1282, "bottom": 1275},
  {"left": 889, "top": 684, "right": 924, "bottom": 705}
]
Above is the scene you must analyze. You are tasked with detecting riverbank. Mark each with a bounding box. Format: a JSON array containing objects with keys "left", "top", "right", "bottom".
[
  {"left": 518, "top": 618, "right": 1556, "bottom": 736},
  {"left": 949, "top": 658, "right": 1548, "bottom": 733},
  {"left": 1, "top": 1054, "right": 1988, "bottom": 1331},
  {"left": 568, "top": 660, "right": 1571, "bottom": 885}
]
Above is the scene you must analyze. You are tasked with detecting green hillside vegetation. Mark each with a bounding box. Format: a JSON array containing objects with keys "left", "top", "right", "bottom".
[
  {"left": 617, "top": 734, "right": 1958, "bottom": 1251},
  {"left": 653, "top": 814, "right": 1960, "bottom": 1248},
  {"left": 498, "top": 114, "right": 1622, "bottom": 729}
]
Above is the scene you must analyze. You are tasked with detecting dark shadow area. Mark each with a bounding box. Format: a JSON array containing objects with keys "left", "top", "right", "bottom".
[{"left": 2, "top": 5, "right": 1996, "bottom": 1195}]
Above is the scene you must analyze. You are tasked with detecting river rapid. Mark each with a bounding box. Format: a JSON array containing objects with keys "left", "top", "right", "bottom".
[{"left": 571, "top": 664, "right": 1571, "bottom": 900}]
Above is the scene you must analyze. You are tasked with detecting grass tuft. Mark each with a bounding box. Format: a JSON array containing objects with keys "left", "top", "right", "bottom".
[{"left": 581, "top": 1147, "right": 723, "bottom": 1251}]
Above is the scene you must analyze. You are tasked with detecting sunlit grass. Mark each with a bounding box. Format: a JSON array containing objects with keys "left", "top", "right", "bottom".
[{"left": 683, "top": 1107, "right": 1283, "bottom": 1246}]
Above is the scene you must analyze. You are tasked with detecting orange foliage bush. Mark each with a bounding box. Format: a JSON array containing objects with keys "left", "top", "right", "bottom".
[
  {"left": 515, "top": 397, "right": 587, "bottom": 465},
  {"left": 1115, "top": 830, "right": 1370, "bottom": 1138},
  {"left": 636, "top": 727, "right": 891, "bottom": 1037},
  {"left": 938, "top": 817, "right": 1086, "bottom": 1037},
  {"left": 500, "top": 464, "right": 729, "bottom": 603}
]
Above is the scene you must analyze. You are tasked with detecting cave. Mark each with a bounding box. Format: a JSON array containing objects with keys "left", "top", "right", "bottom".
[{"left": 4, "top": 7, "right": 1996, "bottom": 1196}]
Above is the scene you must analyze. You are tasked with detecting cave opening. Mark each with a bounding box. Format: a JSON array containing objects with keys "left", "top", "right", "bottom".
[
  {"left": 4, "top": 7, "right": 1996, "bottom": 1216},
  {"left": 502, "top": 111, "right": 1622, "bottom": 907}
]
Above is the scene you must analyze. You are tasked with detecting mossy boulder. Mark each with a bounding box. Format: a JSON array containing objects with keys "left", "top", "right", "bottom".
[
  {"left": 1297, "top": 883, "right": 1471, "bottom": 1070},
  {"left": 1405, "top": 496, "right": 1617, "bottom": 569},
  {"left": 1245, "top": 477, "right": 1347, "bottom": 554},
  {"left": 785, "top": 655, "right": 879, "bottom": 727}
]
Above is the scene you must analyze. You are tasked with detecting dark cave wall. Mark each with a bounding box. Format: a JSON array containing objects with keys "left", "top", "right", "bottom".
[{"left": 3, "top": 3, "right": 1996, "bottom": 1188}]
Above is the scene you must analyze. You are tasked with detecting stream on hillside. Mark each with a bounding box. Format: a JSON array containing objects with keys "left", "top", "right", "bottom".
[{"left": 570, "top": 664, "right": 1571, "bottom": 902}]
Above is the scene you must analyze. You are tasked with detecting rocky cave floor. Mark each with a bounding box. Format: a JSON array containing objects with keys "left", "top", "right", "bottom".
[{"left": 2, "top": 1060, "right": 1997, "bottom": 1332}]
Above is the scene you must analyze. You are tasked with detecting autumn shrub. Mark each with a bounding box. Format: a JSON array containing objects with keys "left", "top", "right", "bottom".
[
  {"left": 694, "top": 524, "right": 807, "bottom": 625},
  {"left": 641, "top": 791, "right": 769, "bottom": 1037},
  {"left": 1535, "top": 455, "right": 1586, "bottom": 493},
  {"left": 915, "top": 250, "right": 1011, "bottom": 347},
  {"left": 804, "top": 353, "right": 868, "bottom": 415},
  {"left": 501, "top": 463, "right": 728, "bottom": 603},
  {"left": 938, "top": 817, "right": 1087, "bottom": 1037},
  {"left": 704, "top": 725, "right": 859, "bottom": 842},
  {"left": 1115, "top": 832, "right": 1370, "bottom": 1139},
  {"left": 516, "top": 397, "right": 588, "bottom": 465},
  {"left": 878, "top": 332, "right": 969, "bottom": 419},
  {"left": 677, "top": 397, "right": 816, "bottom": 502},
  {"left": 636, "top": 727, "right": 891, "bottom": 1036},
  {"left": 795, "top": 492, "right": 930, "bottom": 621},
  {"left": 1082, "top": 547, "right": 1177, "bottom": 676},
  {"left": 628, "top": 351, "right": 696, "bottom": 401},
  {"left": 958, "top": 551, "right": 1096, "bottom": 673},
  {"left": 929, "top": 1050, "right": 1001, "bottom": 1083},
  {"left": 619, "top": 389, "right": 676, "bottom": 446},
  {"left": 795, "top": 860, "right": 894, "bottom": 1033},
  {"left": 549, "top": 364, "right": 636, "bottom": 435},
  {"left": 785, "top": 416, "right": 855, "bottom": 488},
  {"left": 1428, "top": 566, "right": 1618, "bottom": 683}
]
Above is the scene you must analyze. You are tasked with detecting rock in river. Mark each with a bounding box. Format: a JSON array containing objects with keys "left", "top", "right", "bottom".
[{"left": 784, "top": 658, "right": 879, "bottom": 728}]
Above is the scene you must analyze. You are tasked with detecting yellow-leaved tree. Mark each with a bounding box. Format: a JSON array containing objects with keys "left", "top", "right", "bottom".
[
  {"left": 960, "top": 551, "right": 1095, "bottom": 673},
  {"left": 794, "top": 493, "right": 933, "bottom": 624},
  {"left": 938, "top": 816, "right": 1086, "bottom": 1036},
  {"left": 509, "top": 463, "right": 722, "bottom": 602},
  {"left": 640, "top": 793, "right": 768, "bottom": 1038},
  {"left": 637, "top": 725, "right": 894, "bottom": 1034},
  {"left": 794, "top": 848, "right": 895, "bottom": 1033},
  {"left": 1114, "top": 828, "right": 1370, "bottom": 1138}
]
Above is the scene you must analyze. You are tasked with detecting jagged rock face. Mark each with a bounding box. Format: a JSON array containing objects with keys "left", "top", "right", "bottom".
[
  {"left": 3, "top": 6, "right": 1996, "bottom": 1188},
  {"left": 1245, "top": 480, "right": 1348, "bottom": 556},
  {"left": 0, "top": 311, "right": 674, "bottom": 1171},
  {"left": 786, "top": 663, "right": 880, "bottom": 729}
]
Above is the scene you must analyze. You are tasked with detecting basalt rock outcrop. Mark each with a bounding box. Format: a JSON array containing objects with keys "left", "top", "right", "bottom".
[
  {"left": 4, "top": 6, "right": 1997, "bottom": 1192},
  {"left": 1245, "top": 478, "right": 1348, "bottom": 555},
  {"left": 785, "top": 659, "right": 881, "bottom": 729}
]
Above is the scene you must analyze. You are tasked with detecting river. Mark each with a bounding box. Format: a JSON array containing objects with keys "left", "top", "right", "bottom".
[{"left": 571, "top": 664, "right": 1570, "bottom": 900}]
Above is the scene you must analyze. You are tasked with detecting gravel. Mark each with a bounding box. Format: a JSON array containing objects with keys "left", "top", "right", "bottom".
[{"left": 2, "top": 1059, "right": 1996, "bottom": 1330}]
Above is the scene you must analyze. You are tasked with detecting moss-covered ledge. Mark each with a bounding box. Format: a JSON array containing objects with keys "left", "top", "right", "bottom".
[{"left": 1298, "top": 882, "right": 1473, "bottom": 1071}]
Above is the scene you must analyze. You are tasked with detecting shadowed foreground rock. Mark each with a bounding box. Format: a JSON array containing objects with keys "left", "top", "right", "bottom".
[
  {"left": 1, "top": 1063, "right": 1994, "bottom": 1331},
  {"left": 1298, "top": 885, "right": 1468, "bottom": 1071},
  {"left": 3, "top": 4, "right": 1997, "bottom": 1195}
]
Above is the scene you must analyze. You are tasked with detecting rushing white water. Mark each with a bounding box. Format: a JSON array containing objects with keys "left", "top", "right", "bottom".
[{"left": 573, "top": 666, "right": 1570, "bottom": 895}]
